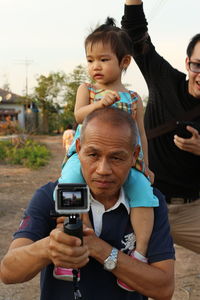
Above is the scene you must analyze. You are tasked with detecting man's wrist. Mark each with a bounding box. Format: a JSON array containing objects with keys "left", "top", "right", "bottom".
[{"left": 126, "top": 0, "right": 142, "bottom": 5}]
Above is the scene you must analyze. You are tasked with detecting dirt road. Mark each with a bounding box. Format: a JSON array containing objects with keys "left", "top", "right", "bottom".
[{"left": 0, "top": 135, "right": 199, "bottom": 300}]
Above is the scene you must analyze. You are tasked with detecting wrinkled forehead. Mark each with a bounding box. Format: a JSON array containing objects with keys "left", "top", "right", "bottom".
[{"left": 81, "top": 119, "right": 134, "bottom": 150}]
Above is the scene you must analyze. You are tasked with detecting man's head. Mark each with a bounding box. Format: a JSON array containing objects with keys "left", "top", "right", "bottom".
[
  {"left": 185, "top": 34, "right": 200, "bottom": 99},
  {"left": 76, "top": 107, "right": 139, "bottom": 204}
]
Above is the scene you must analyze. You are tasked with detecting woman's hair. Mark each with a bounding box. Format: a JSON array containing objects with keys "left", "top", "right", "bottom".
[
  {"left": 186, "top": 33, "right": 200, "bottom": 58},
  {"left": 85, "top": 17, "right": 132, "bottom": 64}
]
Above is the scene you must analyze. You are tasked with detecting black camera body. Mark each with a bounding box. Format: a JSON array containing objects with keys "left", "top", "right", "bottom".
[
  {"left": 176, "top": 121, "right": 200, "bottom": 139},
  {"left": 55, "top": 183, "right": 90, "bottom": 215}
]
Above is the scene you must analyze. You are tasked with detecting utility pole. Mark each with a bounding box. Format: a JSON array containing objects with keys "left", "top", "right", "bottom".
[{"left": 15, "top": 58, "right": 33, "bottom": 96}]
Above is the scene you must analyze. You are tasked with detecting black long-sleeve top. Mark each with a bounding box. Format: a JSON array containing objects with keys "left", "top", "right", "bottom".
[{"left": 121, "top": 4, "right": 200, "bottom": 199}]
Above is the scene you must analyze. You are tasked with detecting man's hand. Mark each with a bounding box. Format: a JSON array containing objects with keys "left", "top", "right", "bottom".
[
  {"left": 174, "top": 125, "right": 200, "bottom": 155},
  {"left": 48, "top": 226, "right": 90, "bottom": 269}
]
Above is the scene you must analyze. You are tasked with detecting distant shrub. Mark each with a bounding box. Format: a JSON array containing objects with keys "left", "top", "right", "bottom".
[
  {"left": 0, "top": 137, "right": 51, "bottom": 169},
  {"left": 0, "top": 120, "right": 21, "bottom": 135}
]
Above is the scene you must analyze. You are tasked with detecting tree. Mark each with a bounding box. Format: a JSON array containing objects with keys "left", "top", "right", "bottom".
[
  {"left": 61, "top": 65, "right": 90, "bottom": 129},
  {"left": 30, "top": 65, "right": 90, "bottom": 134},
  {"left": 33, "top": 72, "right": 67, "bottom": 133}
]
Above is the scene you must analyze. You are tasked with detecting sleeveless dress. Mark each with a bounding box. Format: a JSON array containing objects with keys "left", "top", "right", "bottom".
[{"left": 58, "top": 84, "right": 158, "bottom": 208}]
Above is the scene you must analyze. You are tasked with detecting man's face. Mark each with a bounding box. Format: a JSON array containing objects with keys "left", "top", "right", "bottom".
[
  {"left": 186, "top": 41, "right": 200, "bottom": 99},
  {"left": 76, "top": 119, "right": 135, "bottom": 205}
]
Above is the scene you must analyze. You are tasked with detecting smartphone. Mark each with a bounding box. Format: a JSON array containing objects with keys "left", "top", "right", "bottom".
[{"left": 176, "top": 121, "right": 200, "bottom": 138}]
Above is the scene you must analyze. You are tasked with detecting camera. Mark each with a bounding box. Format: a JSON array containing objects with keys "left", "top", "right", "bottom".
[
  {"left": 176, "top": 121, "right": 200, "bottom": 139},
  {"left": 55, "top": 183, "right": 90, "bottom": 215}
]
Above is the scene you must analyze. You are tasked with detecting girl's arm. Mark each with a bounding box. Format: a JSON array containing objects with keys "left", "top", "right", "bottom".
[
  {"left": 74, "top": 84, "right": 102, "bottom": 124},
  {"left": 135, "top": 96, "right": 155, "bottom": 182},
  {"left": 74, "top": 84, "right": 120, "bottom": 124},
  {"left": 135, "top": 96, "right": 148, "bottom": 167}
]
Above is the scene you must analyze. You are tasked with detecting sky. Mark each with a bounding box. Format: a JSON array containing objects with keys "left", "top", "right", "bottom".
[{"left": 0, "top": 0, "right": 199, "bottom": 99}]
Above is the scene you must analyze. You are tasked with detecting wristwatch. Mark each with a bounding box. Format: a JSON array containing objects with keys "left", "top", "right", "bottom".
[{"left": 104, "top": 247, "right": 118, "bottom": 271}]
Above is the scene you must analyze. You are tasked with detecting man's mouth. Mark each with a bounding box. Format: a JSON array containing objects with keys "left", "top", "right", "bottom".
[{"left": 93, "top": 179, "right": 114, "bottom": 188}]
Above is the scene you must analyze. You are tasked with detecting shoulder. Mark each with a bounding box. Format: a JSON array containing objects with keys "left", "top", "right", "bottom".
[
  {"left": 29, "top": 181, "right": 57, "bottom": 214},
  {"left": 129, "top": 90, "right": 139, "bottom": 101},
  {"left": 77, "top": 83, "right": 90, "bottom": 92}
]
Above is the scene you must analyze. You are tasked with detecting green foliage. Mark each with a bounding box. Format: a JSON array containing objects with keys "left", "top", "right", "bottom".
[
  {"left": 0, "top": 138, "right": 51, "bottom": 169},
  {"left": 27, "top": 65, "right": 90, "bottom": 133}
]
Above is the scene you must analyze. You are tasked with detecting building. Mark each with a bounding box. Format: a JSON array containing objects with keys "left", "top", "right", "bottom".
[{"left": 0, "top": 89, "right": 25, "bottom": 129}]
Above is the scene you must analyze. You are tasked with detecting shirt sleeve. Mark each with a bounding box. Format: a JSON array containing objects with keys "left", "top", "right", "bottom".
[
  {"left": 147, "top": 188, "right": 175, "bottom": 263},
  {"left": 13, "top": 182, "right": 57, "bottom": 242}
]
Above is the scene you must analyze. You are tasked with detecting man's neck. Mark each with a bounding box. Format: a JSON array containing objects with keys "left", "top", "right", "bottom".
[{"left": 90, "top": 191, "right": 120, "bottom": 210}]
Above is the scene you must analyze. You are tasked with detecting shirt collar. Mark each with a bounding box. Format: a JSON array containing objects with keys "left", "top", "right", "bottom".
[{"left": 89, "top": 188, "right": 130, "bottom": 214}]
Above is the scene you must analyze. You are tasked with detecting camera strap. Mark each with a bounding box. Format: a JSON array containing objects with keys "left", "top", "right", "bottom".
[
  {"left": 72, "top": 269, "right": 82, "bottom": 300},
  {"left": 146, "top": 103, "right": 200, "bottom": 140}
]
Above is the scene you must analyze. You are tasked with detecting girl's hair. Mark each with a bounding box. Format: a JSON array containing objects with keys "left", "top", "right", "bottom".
[
  {"left": 85, "top": 17, "right": 133, "bottom": 64},
  {"left": 186, "top": 33, "right": 200, "bottom": 58}
]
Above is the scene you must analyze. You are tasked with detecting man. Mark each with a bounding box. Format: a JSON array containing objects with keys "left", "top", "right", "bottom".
[
  {"left": 121, "top": 0, "right": 200, "bottom": 253},
  {"left": 0, "top": 108, "right": 175, "bottom": 300}
]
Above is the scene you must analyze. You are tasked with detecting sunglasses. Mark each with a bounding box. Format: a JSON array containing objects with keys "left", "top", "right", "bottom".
[{"left": 188, "top": 61, "right": 200, "bottom": 73}]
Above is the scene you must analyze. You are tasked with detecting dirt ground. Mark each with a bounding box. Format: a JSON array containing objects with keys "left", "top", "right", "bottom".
[{"left": 0, "top": 135, "right": 199, "bottom": 300}]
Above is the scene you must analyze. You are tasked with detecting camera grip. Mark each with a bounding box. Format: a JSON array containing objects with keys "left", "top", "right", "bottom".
[{"left": 64, "top": 216, "right": 83, "bottom": 244}]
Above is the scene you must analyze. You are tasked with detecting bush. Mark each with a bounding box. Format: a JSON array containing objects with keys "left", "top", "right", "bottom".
[{"left": 0, "top": 137, "right": 51, "bottom": 169}]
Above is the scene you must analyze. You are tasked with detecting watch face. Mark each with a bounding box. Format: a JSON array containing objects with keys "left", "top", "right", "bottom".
[{"left": 105, "top": 258, "right": 116, "bottom": 270}]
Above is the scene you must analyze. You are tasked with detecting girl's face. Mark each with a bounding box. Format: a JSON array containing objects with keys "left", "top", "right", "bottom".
[{"left": 85, "top": 41, "right": 123, "bottom": 86}]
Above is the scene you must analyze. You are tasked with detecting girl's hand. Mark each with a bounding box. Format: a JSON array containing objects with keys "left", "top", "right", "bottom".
[
  {"left": 145, "top": 167, "right": 155, "bottom": 184},
  {"left": 99, "top": 91, "right": 120, "bottom": 107}
]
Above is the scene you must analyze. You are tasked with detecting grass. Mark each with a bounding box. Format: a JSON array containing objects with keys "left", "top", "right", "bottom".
[{"left": 0, "top": 137, "right": 51, "bottom": 169}]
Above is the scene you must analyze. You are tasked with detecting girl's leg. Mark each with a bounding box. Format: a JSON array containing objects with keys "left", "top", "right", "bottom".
[{"left": 130, "top": 207, "right": 154, "bottom": 258}]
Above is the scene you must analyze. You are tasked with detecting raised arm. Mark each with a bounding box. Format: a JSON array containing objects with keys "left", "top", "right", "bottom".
[
  {"left": 126, "top": 0, "right": 142, "bottom": 4},
  {"left": 121, "top": 0, "right": 149, "bottom": 57}
]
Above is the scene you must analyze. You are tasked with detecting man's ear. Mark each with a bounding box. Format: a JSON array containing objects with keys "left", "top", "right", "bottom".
[
  {"left": 185, "top": 57, "right": 190, "bottom": 72},
  {"left": 132, "top": 144, "right": 140, "bottom": 165},
  {"left": 76, "top": 138, "right": 81, "bottom": 154},
  {"left": 121, "top": 55, "right": 131, "bottom": 71}
]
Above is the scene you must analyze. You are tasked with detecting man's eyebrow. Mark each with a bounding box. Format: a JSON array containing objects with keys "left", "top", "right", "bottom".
[
  {"left": 84, "top": 146, "right": 99, "bottom": 151},
  {"left": 110, "top": 150, "right": 128, "bottom": 156}
]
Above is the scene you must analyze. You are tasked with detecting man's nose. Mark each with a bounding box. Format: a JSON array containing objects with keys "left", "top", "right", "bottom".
[{"left": 96, "top": 158, "right": 112, "bottom": 175}]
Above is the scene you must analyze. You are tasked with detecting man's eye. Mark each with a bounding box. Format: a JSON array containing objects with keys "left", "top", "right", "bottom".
[
  {"left": 88, "top": 153, "right": 97, "bottom": 157},
  {"left": 112, "top": 156, "right": 122, "bottom": 161}
]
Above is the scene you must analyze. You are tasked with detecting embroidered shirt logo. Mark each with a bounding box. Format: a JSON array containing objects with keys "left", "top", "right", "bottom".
[{"left": 120, "top": 233, "right": 136, "bottom": 252}]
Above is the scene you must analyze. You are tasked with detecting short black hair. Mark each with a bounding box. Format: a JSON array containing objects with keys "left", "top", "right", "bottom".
[
  {"left": 80, "top": 107, "right": 138, "bottom": 149},
  {"left": 85, "top": 17, "right": 132, "bottom": 64},
  {"left": 186, "top": 33, "right": 200, "bottom": 58}
]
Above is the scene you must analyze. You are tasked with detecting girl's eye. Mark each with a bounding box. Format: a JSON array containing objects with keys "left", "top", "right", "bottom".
[{"left": 101, "top": 58, "right": 109, "bottom": 62}]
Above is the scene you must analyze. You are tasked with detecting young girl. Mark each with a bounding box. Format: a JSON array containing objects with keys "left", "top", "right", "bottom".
[{"left": 53, "top": 17, "right": 158, "bottom": 291}]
